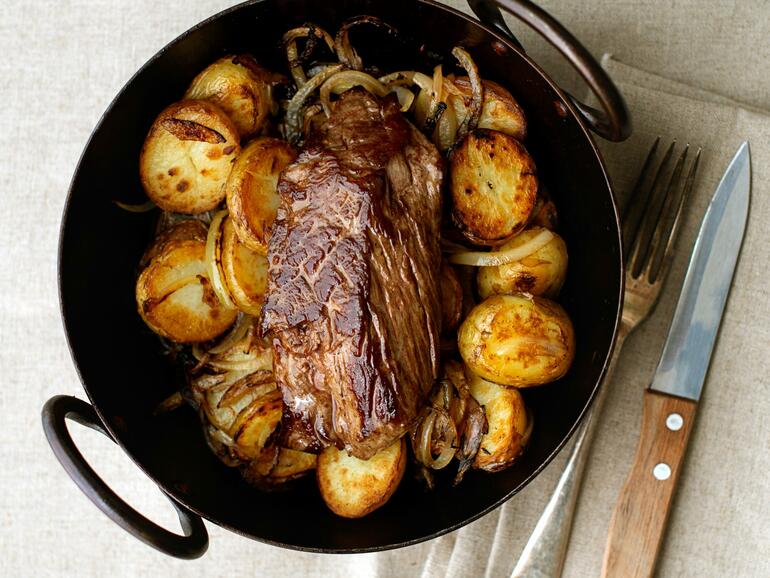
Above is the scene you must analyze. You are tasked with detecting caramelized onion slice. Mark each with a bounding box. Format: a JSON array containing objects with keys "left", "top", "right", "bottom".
[
  {"left": 320, "top": 70, "right": 388, "bottom": 115},
  {"left": 285, "top": 63, "right": 344, "bottom": 144},
  {"left": 283, "top": 25, "right": 335, "bottom": 88},
  {"left": 204, "top": 209, "right": 236, "bottom": 309},
  {"left": 452, "top": 46, "right": 483, "bottom": 142},
  {"left": 320, "top": 70, "right": 416, "bottom": 115},
  {"left": 207, "top": 313, "right": 252, "bottom": 355},
  {"left": 448, "top": 229, "right": 554, "bottom": 267},
  {"left": 334, "top": 15, "right": 400, "bottom": 71}
]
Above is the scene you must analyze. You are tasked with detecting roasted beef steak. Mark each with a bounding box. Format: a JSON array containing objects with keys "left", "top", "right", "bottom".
[{"left": 261, "top": 90, "right": 443, "bottom": 459}]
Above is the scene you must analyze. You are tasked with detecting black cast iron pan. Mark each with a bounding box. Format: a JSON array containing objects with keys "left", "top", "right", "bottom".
[{"left": 43, "top": 0, "right": 628, "bottom": 559}]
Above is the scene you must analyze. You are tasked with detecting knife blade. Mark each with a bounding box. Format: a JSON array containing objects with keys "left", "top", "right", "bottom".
[
  {"left": 602, "top": 142, "right": 751, "bottom": 578},
  {"left": 650, "top": 141, "right": 751, "bottom": 400}
]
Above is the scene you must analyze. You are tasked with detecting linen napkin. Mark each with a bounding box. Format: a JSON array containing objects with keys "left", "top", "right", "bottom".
[{"left": 369, "top": 55, "right": 770, "bottom": 578}]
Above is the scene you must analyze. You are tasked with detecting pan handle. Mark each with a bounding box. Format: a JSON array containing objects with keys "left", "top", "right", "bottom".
[
  {"left": 468, "top": 0, "right": 631, "bottom": 142},
  {"left": 42, "top": 395, "right": 208, "bottom": 559}
]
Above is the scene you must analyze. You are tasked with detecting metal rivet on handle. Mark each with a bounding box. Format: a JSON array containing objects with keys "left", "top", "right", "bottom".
[
  {"left": 653, "top": 463, "right": 671, "bottom": 480},
  {"left": 666, "top": 413, "right": 684, "bottom": 431}
]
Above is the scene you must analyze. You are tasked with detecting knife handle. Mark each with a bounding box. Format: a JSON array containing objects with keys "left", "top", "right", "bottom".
[{"left": 601, "top": 390, "right": 698, "bottom": 578}]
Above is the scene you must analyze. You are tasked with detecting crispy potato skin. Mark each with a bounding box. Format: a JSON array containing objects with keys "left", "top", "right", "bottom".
[
  {"left": 440, "top": 262, "right": 463, "bottom": 333},
  {"left": 225, "top": 137, "right": 297, "bottom": 253},
  {"left": 450, "top": 129, "right": 537, "bottom": 246},
  {"left": 467, "top": 371, "right": 529, "bottom": 471},
  {"left": 140, "top": 100, "right": 240, "bottom": 214},
  {"left": 477, "top": 227, "right": 568, "bottom": 299},
  {"left": 185, "top": 55, "right": 274, "bottom": 138},
  {"left": 458, "top": 294, "right": 575, "bottom": 387},
  {"left": 220, "top": 216, "right": 269, "bottom": 315},
  {"left": 452, "top": 77, "right": 527, "bottom": 141},
  {"left": 136, "top": 238, "right": 237, "bottom": 342},
  {"left": 317, "top": 438, "right": 406, "bottom": 518}
]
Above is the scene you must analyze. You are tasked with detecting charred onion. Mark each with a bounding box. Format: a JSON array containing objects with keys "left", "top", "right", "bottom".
[
  {"left": 451, "top": 46, "right": 483, "bottom": 143},
  {"left": 285, "top": 63, "right": 344, "bottom": 144},
  {"left": 334, "top": 15, "right": 399, "bottom": 71},
  {"left": 282, "top": 25, "right": 335, "bottom": 88}
]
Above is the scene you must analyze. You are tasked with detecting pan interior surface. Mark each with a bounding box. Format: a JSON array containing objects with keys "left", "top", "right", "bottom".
[{"left": 58, "top": 0, "right": 621, "bottom": 552}]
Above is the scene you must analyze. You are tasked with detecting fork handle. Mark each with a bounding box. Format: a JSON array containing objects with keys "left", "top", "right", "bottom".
[
  {"left": 601, "top": 390, "right": 697, "bottom": 578},
  {"left": 511, "top": 328, "right": 628, "bottom": 578}
]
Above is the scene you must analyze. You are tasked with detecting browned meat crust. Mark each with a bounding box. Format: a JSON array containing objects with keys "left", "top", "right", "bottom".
[{"left": 261, "top": 90, "right": 443, "bottom": 458}]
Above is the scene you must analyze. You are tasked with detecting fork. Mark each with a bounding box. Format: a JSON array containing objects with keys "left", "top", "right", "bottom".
[{"left": 511, "top": 139, "right": 702, "bottom": 578}]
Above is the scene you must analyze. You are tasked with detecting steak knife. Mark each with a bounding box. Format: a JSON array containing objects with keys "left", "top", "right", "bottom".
[{"left": 601, "top": 142, "right": 751, "bottom": 578}]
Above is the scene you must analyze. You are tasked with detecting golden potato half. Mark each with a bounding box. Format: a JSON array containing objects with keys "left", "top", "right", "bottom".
[
  {"left": 140, "top": 99, "right": 240, "bottom": 214},
  {"left": 220, "top": 216, "right": 269, "bottom": 316},
  {"left": 136, "top": 238, "right": 237, "bottom": 343},
  {"left": 185, "top": 55, "right": 274, "bottom": 138},
  {"left": 451, "top": 77, "right": 527, "bottom": 141},
  {"left": 226, "top": 137, "right": 297, "bottom": 253},
  {"left": 467, "top": 371, "right": 531, "bottom": 471},
  {"left": 458, "top": 294, "right": 575, "bottom": 387},
  {"left": 317, "top": 438, "right": 406, "bottom": 518},
  {"left": 451, "top": 129, "right": 537, "bottom": 246},
  {"left": 477, "top": 227, "right": 568, "bottom": 299}
]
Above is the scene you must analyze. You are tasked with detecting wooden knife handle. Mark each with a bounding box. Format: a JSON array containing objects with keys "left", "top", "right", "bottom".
[{"left": 601, "top": 390, "right": 698, "bottom": 578}]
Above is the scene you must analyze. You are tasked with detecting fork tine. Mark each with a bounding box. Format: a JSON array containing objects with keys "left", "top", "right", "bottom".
[
  {"left": 622, "top": 136, "right": 660, "bottom": 253},
  {"left": 627, "top": 140, "right": 676, "bottom": 275},
  {"left": 644, "top": 145, "right": 689, "bottom": 281},
  {"left": 650, "top": 147, "right": 702, "bottom": 283}
]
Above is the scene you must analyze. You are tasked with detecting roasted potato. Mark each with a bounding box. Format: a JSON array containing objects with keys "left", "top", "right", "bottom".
[
  {"left": 226, "top": 137, "right": 297, "bottom": 253},
  {"left": 185, "top": 55, "right": 275, "bottom": 138},
  {"left": 220, "top": 216, "right": 269, "bottom": 316},
  {"left": 136, "top": 238, "right": 237, "bottom": 343},
  {"left": 317, "top": 438, "right": 406, "bottom": 518},
  {"left": 467, "top": 370, "right": 532, "bottom": 471},
  {"left": 450, "top": 129, "right": 538, "bottom": 246},
  {"left": 451, "top": 77, "right": 527, "bottom": 141},
  {"left": 458, "top": 294, "right": 575, "bottom": 387},
  {"left": 477, "top": 227, "right": 568, "bottom": 299},
  {"left": 140, "top": 100, "right": 240, "bottom": 214},
  {"left": 440, "top": 262, "right": 463, "bottom": 333}
]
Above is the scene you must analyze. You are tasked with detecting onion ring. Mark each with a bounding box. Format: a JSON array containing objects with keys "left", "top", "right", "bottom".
[
  {"left": 451, "top": 46, "right": 483, "bottom": 143},
  {"left": 207, "top": 313, "right": 252, "bottom": 355},
  {"left": 285, "top": 64, "right": 344, "bottom": 144},
  {"left": 283, "top": 25, "right": 335, "bottom": 88},
  {"left": 448, "top": 229, "right": 554, "bottom": 267},
  {"left": 334, "top": 15, "right": 399, "bottom": 71},
  {"left": 319, "top": 70, "right": 388, "bottom": 116},
  {"left": 204, "top": 210, "right": 236, "bottom": 309}
]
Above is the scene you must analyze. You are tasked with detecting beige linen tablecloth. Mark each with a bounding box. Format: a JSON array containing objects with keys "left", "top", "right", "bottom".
[{"left": 1, "top": 1, "right": 768, "bottom": 577}]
